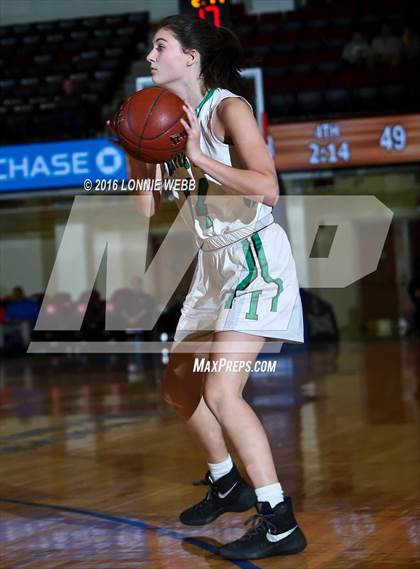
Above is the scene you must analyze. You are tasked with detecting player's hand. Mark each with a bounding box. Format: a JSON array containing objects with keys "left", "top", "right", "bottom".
[
  {"left": 180, "top": 101, "right": 203, "bottom": 163},
  {"left": 106, "top": 119, "right": 124, "bottom": 149}
]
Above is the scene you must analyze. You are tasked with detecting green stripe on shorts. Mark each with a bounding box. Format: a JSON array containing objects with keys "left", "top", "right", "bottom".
[
  {"left": 224, "top": 238, "right": 257, "bottom": 310},
  {"left": 251, "top": 231, "right": 284, "bottom": 312}
]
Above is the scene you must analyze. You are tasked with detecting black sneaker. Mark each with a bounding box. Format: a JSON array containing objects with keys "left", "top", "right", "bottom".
[
  {"left": 218, "top": 497, "right": 307, "bottom": 559},
  {"left": 179, "top": 465, "right": 257, "bottom": 526}
]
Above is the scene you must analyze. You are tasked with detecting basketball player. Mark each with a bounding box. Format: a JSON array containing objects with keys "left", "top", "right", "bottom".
[{"left": 115, "top": 14, "right": 307, "bottom": 560}]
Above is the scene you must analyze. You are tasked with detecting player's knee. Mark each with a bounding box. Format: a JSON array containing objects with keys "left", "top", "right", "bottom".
[{"left": 203, "top": 384, "right": 238, "bottom": 416}]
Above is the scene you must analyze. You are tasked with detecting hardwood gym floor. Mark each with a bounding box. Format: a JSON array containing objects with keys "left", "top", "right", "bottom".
[{"left": 0, "top": 339, "right": 419, "bottom": 568}]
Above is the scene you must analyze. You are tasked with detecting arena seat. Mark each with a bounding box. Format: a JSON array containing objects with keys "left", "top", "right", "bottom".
[{"left": 0, "top": 11, "right": 149, "bottom": 144}]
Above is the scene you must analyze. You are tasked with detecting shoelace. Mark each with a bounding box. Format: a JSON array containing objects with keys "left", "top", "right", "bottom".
[
  {"left": 192, "top": 476, "right": 210, "bottom": 486},
  {"left": 240, "top": 512, "right": 278, "bottom": 541},
  {"left": 191, "top": 474, "right": 218, "bottom": 511}
]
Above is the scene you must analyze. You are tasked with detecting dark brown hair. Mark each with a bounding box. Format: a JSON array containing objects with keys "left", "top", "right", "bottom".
[{"left": 158, "top": 14, "right": 246, "bottom": 93}]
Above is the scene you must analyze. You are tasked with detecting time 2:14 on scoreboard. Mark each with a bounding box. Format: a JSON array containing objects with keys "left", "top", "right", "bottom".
[{"left": 269, "top": 114, "right": 419, "bottom": 171}]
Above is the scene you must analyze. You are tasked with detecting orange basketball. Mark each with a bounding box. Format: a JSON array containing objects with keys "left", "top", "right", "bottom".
[{"left": 110, "top": 87, "right": 187, "bottom": 164}]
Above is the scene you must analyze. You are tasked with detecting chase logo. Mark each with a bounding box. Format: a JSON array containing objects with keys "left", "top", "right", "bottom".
[
  {"left": 96, "top": 146, "right": 123, "bottom": 176},
  {"left": 0, "top": 138, "right": 127, "bottom": 193}
]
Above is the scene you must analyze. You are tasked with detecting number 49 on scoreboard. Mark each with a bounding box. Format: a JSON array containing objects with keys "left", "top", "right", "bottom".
[
  {"left": 379, "top": 124, "right": 407, "bottom": 152},
  {"left": 178, "top": 0, "right": 231, "bottom": 28}
]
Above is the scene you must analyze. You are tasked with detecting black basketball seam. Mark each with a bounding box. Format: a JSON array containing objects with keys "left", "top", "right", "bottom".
[
  {"left": 116, "top": 129, "right": 185, "bottom": 153},
  {"left": 135, "top": 89, "right": 185, "bottom": 140},
  {"left": 135, "top": 88, "right": 165, "bottom": 160},
  {"left": 116, "top": 89, "right": 187, "bottom": 160},
  {"left": 126, "top": 94, "right": 144, "bottom": 162},
  {"left": 122, "top": 90, "right": 161, "bottom": 161},
  {"left": 141, "top": 114, "right": 186, "bottom": 140},
  {"left": 124, "top": 95, "right": 135, "bottom": 137},
  {"left": 139, "top": 101, "right": 186, "bottom": 140},
  {"left": 124, "top": 90, "right": 186, "bottom": 143}
]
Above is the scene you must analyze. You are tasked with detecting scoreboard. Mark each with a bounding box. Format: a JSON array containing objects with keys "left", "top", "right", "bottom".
[
  {"left": 178, "top": 0, "right": 230, "bottom": 27},
  {"left": 269, "top": 114, "right": 420, "bottom": 171}
]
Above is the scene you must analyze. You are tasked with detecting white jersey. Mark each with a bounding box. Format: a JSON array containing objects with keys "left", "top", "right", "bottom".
[{"left": 162, "top": 87, "right": 274, "bottom": 240}]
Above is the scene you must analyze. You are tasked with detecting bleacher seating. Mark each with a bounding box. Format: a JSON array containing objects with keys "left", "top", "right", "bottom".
[
  {"left": 0, "top": 0, "right": 419, "bottom": 143},
  {"left": 231, "top": 0, "right": 419, "bottom": 121},
  {"left": 0, "top": 12, "right": 149, "bottom": 144}
]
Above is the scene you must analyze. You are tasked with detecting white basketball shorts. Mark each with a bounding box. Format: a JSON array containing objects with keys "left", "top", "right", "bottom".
[{"left": 174, "top": 220, "right": 304, "bottom": 344}]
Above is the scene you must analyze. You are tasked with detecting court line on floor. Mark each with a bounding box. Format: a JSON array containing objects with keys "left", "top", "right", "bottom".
[
  {"left": 0, "top": 420, "right": 143, "bottom": 455},
  {"left": 0, "top": 411, "right": 176, "bottom": 455},
  {"left": 0, "top": 498, "right": 261, "bottom": 569},
  {"left": 0, "top": 410, "right": 172, "bottom": 443}
]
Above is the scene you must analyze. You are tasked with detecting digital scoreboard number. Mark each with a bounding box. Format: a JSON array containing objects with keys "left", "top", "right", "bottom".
[
  {"left": 269, "top": 114, "right": 420, "bottom": 171},
  {"left": 178, "top": 0, "right": 230, "bottom": 27}
]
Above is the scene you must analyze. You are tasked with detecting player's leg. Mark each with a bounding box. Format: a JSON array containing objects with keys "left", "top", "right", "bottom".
[
  {"left": 204, "top": 330, "right": 307, "bottom": 559},
  {"left": 162, "top": 347, "right": 228, "bottom": 462},
  {"left": 162, "top": 335, "right": 256, "bottom": 525},
  {"left": 203, "top": 330, "right": 279, "bottom": 488}
]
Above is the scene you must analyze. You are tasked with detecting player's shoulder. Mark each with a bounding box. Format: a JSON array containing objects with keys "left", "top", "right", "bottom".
[{"left": 215, "top": 94, "right": 252, "bottom": 121}]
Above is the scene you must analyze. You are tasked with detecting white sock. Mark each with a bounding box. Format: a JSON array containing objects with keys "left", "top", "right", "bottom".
[
  {"left": 255, "top": 482, "right": 284, "bottom": 508},
  {"left": 208, "top": 454, "right": 234, "bottom": 482}
]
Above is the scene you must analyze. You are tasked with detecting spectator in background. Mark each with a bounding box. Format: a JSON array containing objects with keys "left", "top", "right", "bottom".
[
  {"left": 78, "top": 288, "right": 104, "bottom": 334},
  {"left": 55, "top": 78, "right": 88, "bottom": 138},
  {"left": 370, "top": 24, "right": 402, "bottom": 67},
  {"left": 120, "top": 277, "right": 156, "bottom": 330},
  {"left": 401, "top": 26, "right": 420, "bottom": 63},
  {"left": 342, "top": 32, "right": 370, "bottom": 67},
  {"left": 56, "top": 78, "right": 80, "bottom": 108},
  {"left": 0, "top": 286, "right": 39, "bottom": 350}
]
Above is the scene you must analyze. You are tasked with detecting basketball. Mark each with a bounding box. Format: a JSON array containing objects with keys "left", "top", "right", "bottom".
[{"left": 110, "top": 87, "right": 187, "bottom": 163}]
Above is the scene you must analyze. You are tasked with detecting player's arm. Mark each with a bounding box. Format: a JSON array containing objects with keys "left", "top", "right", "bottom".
[
  {"left": 182, "top": 98, "right": 279, "bottom": 207},
  {"left": 127, "top": 156, "right": 161, "bottom": 218},
  {"left": 106, "top": 118, "right": 161, "bottom": 218}
]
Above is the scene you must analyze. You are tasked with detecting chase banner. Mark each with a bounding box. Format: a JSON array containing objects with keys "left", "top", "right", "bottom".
[{"left": 0, "top": 138, "right": 127, "bottom": 192}]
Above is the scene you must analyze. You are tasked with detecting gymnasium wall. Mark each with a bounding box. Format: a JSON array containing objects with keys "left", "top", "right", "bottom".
[{"left": 0, "top": 234, "right": 45, "bottom": 296}]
